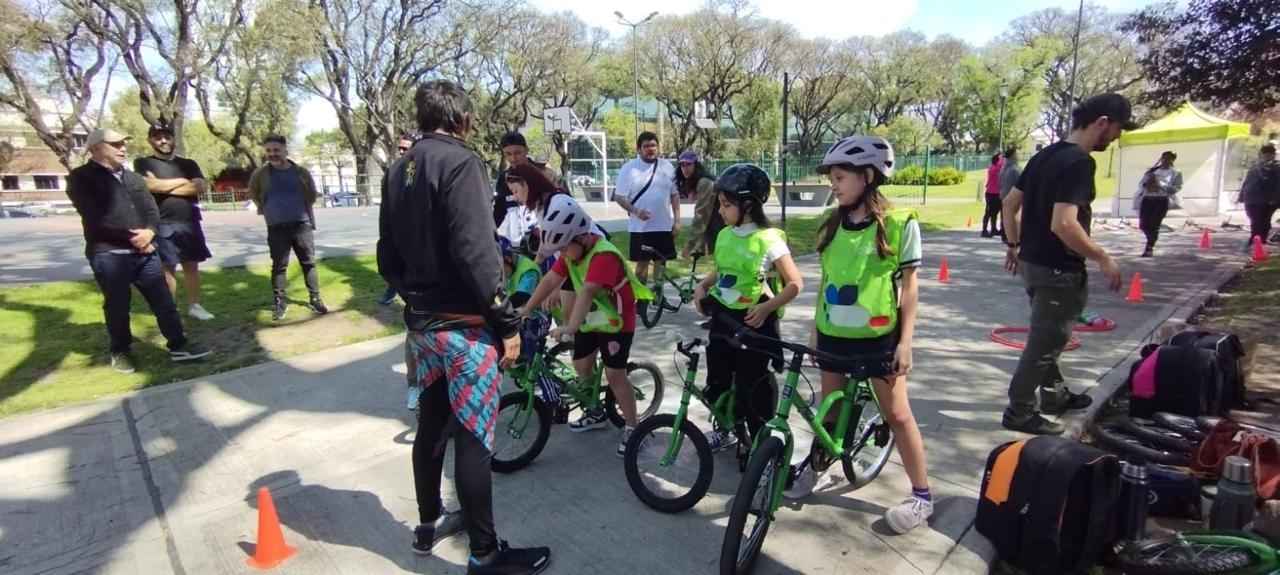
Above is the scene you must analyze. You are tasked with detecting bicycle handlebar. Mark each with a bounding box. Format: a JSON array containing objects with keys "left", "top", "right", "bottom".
[
  {"left": 710, "top": 311, "right": 889, "bottom": 373},
  {"left": 676, "top": 338, "right": 706, "bottom": 358}
]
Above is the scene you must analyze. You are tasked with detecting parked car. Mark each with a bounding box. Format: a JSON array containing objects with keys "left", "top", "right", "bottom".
[{"left": 571, "top": 175, "right": 598, "bottom": 187}]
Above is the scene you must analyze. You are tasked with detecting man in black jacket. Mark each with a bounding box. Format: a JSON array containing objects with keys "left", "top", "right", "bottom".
[
  {"left": 378, "top": 80, "right": 550, "bottom": 574},
  {"left": 66, "top": 128, "right": 211, "bottom": 374}
]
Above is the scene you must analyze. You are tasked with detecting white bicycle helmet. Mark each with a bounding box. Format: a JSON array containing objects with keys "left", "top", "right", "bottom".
[
  {"left": 538, "top": 194, "right": 594, "bottom": 252},
  {"left": 817, "top": 135, "right": 895, "bottom": 178}
]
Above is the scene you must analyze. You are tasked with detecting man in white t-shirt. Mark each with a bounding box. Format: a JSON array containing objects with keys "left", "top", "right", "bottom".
[{"left": 613, "top": 131, "right": 680, "bottom": 286}]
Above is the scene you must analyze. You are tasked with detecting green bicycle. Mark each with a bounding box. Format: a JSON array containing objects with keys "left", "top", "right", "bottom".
[
  {"left": 638, "top": 246, "right": 705, "bottom": 329},
  {"left": 623, "top": 337, "right": 758, "bottom": 513},
  {"left": 490, "top": 326, "right": 665, "bottom": 473},
  {"left": 717, "top": 319, "right": 896, "bottom": 575}
]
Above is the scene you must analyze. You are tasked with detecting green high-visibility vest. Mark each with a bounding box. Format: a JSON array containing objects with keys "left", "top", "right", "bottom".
[
  {"left": 816, "top": 209, "right": 915, "bottom": 339},
  {"left": 564, "top": 238, "right": 653, "bottom": 333},
  {"left": 506, "top": 254, "right": 541, "bottom": 297},
  {"left": 711, "top": 226, "right": 787, "bottom": 311}
]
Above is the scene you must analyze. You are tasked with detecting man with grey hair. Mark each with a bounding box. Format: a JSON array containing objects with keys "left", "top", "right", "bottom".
[{"left": 65, "top": 128, "right": 211, "bottom": 373}]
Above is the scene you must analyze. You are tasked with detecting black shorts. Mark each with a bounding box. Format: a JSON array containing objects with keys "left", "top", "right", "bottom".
[
  {"left": 572, "top": 331, "right": 634, "bottom": 370},
  {"left": 629, "top": 231, "right": 676, "bottom": 262},
  {"left": 155, "top": 222, "right": 212, "bottom": 266},
  {"left": 815, "top": 329, "right": 899, "bottom": 380}
]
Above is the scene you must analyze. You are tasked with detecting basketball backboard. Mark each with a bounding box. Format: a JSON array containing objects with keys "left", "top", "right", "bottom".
[{"left": 543, "top": 107, "right": 573, "bottom": 134}]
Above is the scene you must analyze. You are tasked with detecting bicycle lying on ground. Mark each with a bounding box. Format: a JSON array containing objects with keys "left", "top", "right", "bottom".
[
  {"left": 638, "top": 246, "right": 705, "bottom": 329},
  {"left": 1116, "top": 530, "right": 1280, "bottom": 575}
]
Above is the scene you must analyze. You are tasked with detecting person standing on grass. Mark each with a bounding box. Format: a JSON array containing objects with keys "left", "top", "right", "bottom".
[
  {"left": 134, "top": 124, "right": 216, "bottom": 321},
  {"left": 982, "top": 153, "right": 1003, "bottom": 238},
  {"left": 1000, "top": 93, "right": 1138, "bottom": 436},
  {"left": 1238, "top": 143, "right": 1280, "bottom": 250},
  {"left": 614, "top": 132, "right": 680, "bottom": 294},
  {"left": 378, "top": 134, "right": 416, "bottom": 306},
  {"left": 379, "top": 79, "right": 550, "bottom": 573},
  {"left": 676, "top": 149, "right": 717, "bottom": 259},
  {"left": 1134, "top": 151, "right": 1183, "bottom": 257},
  {"left": 66, "top": 128, "right": 212, "bottom": 374},
  {"left": 249, "top": 134, "right": 327, "bottom": 321}
]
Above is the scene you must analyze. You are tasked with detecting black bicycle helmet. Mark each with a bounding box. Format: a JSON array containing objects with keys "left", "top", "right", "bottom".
[{"left": 715, "top": 164, "right": 772, "bottom": 204}]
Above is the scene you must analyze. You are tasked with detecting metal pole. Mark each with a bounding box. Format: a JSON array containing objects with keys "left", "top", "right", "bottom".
[
  {"left": 631, "top": 25, "right": 640, "bottom": 138},
  {"left": 922, "top": 143, "right": 930, "bottom": 205},
  {"left": 997, "top": 96, "right": 1007, "bottom": 153},
  {"left": 780, "top": 72, "right": 789, "bottom": 225},
  {"left": 1066, "top": 0, "right": 1084, "bottom": 134}
]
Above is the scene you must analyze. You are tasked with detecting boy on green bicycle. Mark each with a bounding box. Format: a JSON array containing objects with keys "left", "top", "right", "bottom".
[
  {"left": 693, "top": 164, "right": 803, "bottom": 450},
  {"left": 785, "top": 135, "right": 934, "bottom": 535},
  {"left": 519, "top": 195, "right": 650, "bottom": 457}
]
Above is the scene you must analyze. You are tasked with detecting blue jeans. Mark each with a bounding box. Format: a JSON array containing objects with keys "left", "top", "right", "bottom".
[{"left": 88, "top": 252, "right": 187, "bottom": 353}]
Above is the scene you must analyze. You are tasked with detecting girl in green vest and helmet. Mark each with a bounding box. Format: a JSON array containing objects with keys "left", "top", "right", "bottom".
[
  {"left": 693, "top": 164, "right": 803, "bottom": 451},
  {"left": 518, "top": 195, "right": 652, "bottom": 458},
  {"left": 784, "top": 135, "right": 934, "bottom": 535}
]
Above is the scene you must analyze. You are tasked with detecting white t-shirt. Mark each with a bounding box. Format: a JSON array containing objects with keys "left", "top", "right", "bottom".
[
  {"left": 730, "top": 223, "right": 791, "bottom": 273},
  {"left": 615, "top": 157, "right": 678, "bottom": 233}
]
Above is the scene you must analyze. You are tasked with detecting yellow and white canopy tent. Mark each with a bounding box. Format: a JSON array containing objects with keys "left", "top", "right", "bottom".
[{"left": 1112, "top": 103, "right": 1251, "bottom": 217}]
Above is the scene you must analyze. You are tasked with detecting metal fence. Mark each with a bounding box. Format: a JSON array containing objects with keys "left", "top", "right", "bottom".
[{"left": 567, "top": 153, "right": 989, "bottom": 186}]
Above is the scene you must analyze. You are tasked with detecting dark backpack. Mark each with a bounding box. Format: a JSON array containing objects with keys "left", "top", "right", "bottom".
[
  {"left": 976, "top": 436, "right": 1120, "bottom": 574},
  {"left": 1129, "top": 344, "right": 1222, "bottom": 418},
  {"left": 1166, "top": 330, "right": 1246, "bottom": 412}
]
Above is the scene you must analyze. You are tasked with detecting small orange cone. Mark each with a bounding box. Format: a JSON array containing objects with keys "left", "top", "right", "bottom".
[
  {"left": 247, "top": 487, "right": 296, "bottom": 569},
  {"left": 966, "top": 216, "right": 973, "bottom": 228},
  {"left": 938, "top": 257, "right": 951, "bottom": 283},
  {"left": 1252, "top": 236, "right": 1268, "bottom": 263},
  {"left": 1126, "top": 272, "right": 1144, "bottom": 303},
  {"left": 1199, "top": 230, "right": 1211, "bottom": 249}
]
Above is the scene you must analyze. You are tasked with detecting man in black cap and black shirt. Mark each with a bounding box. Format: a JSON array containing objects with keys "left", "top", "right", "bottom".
[
  {"left": 999, "top": 93, "right": 1140, "bottom": 435},
  {"left": 134, "top": 124, "right": 216, "bottom": 321}
]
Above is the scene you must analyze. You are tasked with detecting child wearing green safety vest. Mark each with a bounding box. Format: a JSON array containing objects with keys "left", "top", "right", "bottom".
[
  {"left": 518, "top": 195, "right": 652, "bottom": 458},
  {"left": 783, "top": 135, "right": 935, "bottom": 535},
  {"left": 693, "top": 164, "right": 803, "bottom": 451}
]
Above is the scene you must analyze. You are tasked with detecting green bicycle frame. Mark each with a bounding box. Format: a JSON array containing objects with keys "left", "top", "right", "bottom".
[{"left": 660, "top": 349, "right": 738, "bottom": 467}]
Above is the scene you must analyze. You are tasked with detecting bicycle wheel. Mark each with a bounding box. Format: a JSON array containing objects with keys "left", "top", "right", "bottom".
[
  {"left": 624, "top": 414, "right": 714, "bottom": 513},
  {"left": 1153, "top": 412, "right": 1209, "bottom": 442},
  {"left": 491, "top": 392, "right": 552, "bottom": 473},
  {"left": 604, "top": 361, "right": 666, "bottom": 427},
  {"left": 1091, "top": 424, "right": 1192, "bottom": 467},
  {"left": 640, "top": 281, "right": 665, "bottom": 328},
  {"left": 720, "top": 436, "right": 785, "bottom": 575},
  {"left": 1119, "top": 418, "right": 1197, "bottom": 454},
  {"left": 1116, "top": 535, "right": 1260, "bottom": 575},
  {"left": 841, "top": 399, "right": 896, "bottom": 488}
]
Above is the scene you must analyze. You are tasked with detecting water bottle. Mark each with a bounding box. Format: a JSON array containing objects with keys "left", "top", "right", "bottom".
[
  {"left": 1118, "top": 456, "right": 1151, "bottom": 541},
  {"left": 1209, "top": 455, "right": 1257, "bottom": 530}
]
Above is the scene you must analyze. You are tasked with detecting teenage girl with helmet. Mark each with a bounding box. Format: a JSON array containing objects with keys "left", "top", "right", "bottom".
[
  {"left": 784, "top": 135, "right": 934, "bottom": 534},
  {"left": 692, "top": 164, "right": 804, "bottom": 450},
  {"left": 518, "top": 195, "right": 651, "bottom": 458}
]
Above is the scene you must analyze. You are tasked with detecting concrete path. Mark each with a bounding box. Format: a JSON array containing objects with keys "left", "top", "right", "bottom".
[{"left": 0, "top": 223, "right": 1253, "bottom": 574}]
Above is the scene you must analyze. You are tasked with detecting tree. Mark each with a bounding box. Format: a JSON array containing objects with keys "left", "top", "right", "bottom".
[
  {"left": 0, "top": 0, "right": 110, "bottom": 168},
  {"left": 1122, "top": 0, "right": 1279, "bottom": 112},
  {"left": 303, "top": 128, "right": 352, "bottom": 194},
  {"left": 872, "top": 115, "right": 939, "bottom": 156},
  {"left": 785, "top": 38, "right": 857, "bottom": 156},
  {"left": 853, "top": 31, "right": 934, "bottom": 128},
  {"left": 728, "top": 78, "right": 781, "bottom": 158},
  {"left": 105, "top": 90, "right": 233, "bottom": 178}
]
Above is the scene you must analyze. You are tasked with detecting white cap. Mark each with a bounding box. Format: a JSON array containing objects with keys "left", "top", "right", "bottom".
[{"left": 86, "top": 128, "right": 130, "bottom": 148}]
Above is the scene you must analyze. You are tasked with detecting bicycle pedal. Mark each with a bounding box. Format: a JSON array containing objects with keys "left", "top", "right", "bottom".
[{"left": 874, "top": 425, "right": 891, "bottom": 447}]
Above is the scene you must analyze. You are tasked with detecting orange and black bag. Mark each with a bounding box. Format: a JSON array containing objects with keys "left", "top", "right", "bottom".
[{"left": 976, "top": 436, "right": 1121, "bottom": 574}]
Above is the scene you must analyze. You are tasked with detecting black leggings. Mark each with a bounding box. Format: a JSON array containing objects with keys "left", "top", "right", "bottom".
[
  {"left": 414, "top": 377, "right": 497, "bottom": 557},
  {"left": 1245, "top": 203, "right": 1278, "bottom": 244},
  {"left": 1139, "top": 196, "right": 1171, "bottom": 249},
  {"left": 705, "top": 304, "right": 778, "bottom": 441},
  {"left": 983, "top": 195, "right": 1002, "bottom": 234}
]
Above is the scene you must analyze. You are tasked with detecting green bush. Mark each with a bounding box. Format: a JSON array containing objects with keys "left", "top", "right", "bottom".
[
  {"left": 889, "top": 165, "right": 926, "bottom": 186},
  {"left": 930, "top": 167, "right": 965, "bottom": 186}
]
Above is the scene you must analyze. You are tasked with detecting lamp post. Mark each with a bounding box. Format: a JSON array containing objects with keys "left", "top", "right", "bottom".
[
  {"left": 997, "top": 82, "right": 1009, "bottom": 153},
  {"left": 616, "top": 11, "right": 658, "bottom": 139},
  {"left": 781, "top": 72, "right": 790, "bottom": 225}
]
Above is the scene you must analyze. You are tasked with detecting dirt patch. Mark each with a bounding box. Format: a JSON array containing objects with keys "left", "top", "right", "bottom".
[{"left": 252, "top": 308, "right": 401, "bottom": 357}]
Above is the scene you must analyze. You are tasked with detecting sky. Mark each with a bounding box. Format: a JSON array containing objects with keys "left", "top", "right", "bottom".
[{"left": 291, "top": 0, "right": 1160, "bottom": 138}]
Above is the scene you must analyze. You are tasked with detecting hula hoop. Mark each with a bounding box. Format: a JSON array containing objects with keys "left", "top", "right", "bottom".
[{"left": 989, "top": 327, "right": 1082, "bottom": 351}]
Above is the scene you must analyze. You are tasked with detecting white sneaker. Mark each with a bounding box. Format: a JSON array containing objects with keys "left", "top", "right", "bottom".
[
  {"left": 885, "top": 495, "right": 934, "bottom": 534},
  {"left": 706, "top": 430, "right": 738, "bottom": 452},
  {"left": 616, "top": 427, "right": 634, "bottom": 458},
  {"left": 569, "top": 408, "right": 609, "bottom": 433},
  {"left": 187, "top": 304, "right": 215, "bottom": 321}
]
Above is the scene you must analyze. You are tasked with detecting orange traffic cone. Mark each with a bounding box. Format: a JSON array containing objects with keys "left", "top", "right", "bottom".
[
  {"left": 247, "top": 487, "right": 296, "bottom": 569},
  {"left": 966, "top": 216, "right": 973, "bottom": 228},
  {"left": 1200, "top": 229, "right": 1211, "bottom": 249},
  {"left": 938, "top": 257, "right": 951, "bottom": 283},
  {"left": 1126, "top": 272, "right": 1144, "bottom": 303},
  {"left": 1252, "top": 236, "right": 1268, "bottom": 263}
]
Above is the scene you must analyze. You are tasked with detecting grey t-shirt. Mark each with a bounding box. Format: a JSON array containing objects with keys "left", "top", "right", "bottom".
[{"left": 263, "top": 165, "right": 309, "bottom": 226}]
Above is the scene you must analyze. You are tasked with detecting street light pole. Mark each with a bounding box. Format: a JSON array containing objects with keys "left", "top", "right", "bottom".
[
  {"left": 616, "top": 11, "right": 658, "bottom": 140},
  {"left": 780, "top": 72, "right": 789, "bottom": 225},
  {"left": 997, "top": 82, "right": 1009, "bottom": 153}
]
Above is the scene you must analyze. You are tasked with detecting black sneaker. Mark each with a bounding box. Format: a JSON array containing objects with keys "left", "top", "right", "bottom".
[
  {"left": 980, "top": 231, "right": 992, "bottom": 238},
  {"left": 1001, "top": 412, "right": 1065, "bottom": 435},
  {"left": 111, "top": 352, "right": 136, "bottom": 374},
  {"left": 272, "top": 299, "right": 287, "bottom": 321},
  {"left": 467, "top": 540, "right": 550, "bottom": 575},
  {"left": 309, "top": 296, "right": 329, "bottom": 314},
  {"left": 1041, "top": 391, "right": 1093, "bottom": 415},
  {"left": 411, "top": 509, "right": 466, "bottom": 556},
  {"left": 169, "top": 342, "right": 212, "bottom": 362}
]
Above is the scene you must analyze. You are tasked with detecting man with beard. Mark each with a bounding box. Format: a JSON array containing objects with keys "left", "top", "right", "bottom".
[
  {"left": 134, "top": 124, "right": 215, "bottom": 320},
  {"left": 998, "top": 93, "right": 1140, "bottom": 435}
]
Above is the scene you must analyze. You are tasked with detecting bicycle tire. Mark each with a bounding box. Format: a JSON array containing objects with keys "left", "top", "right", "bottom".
[
  {"left": 841, "top": 400, "right": 896, "bottom": 488},
  {"left": 1119, "top": 418, "right": 1197, "bottom": 454},
  {"left": 640, "top": 281, "right": 665, "bottom": 329},
  {"left": 604, "top": 361, "right": 666, "bottom": 427},
  {"left": 623, "top": 414, "right": 714, "bottom": 513},
  {"left": 1115, "top": 535, "right": 1260, "bottom": 575},
  {"left": 720, "top": 436, "right": 785, "bottom": 575},
  {"left": 1197, "top": 415, "right": 1280, "bottom": 439},
  {"left": 1091, "top": 424, "right": 1192, "bottom": 467},
  {"left": 491, "top": 392, "right": 552, "bottom": 473},
  {"left": 1153, "top": 412, "right": 1209, "bottom": 442}
]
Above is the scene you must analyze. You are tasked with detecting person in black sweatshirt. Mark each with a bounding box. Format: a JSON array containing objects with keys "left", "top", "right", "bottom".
[
  {"left": 65, "top": 129, "right": 211, "bottom": 374},
  {"left": 378, "top": 80, "right": 551, "bottom": 575}
]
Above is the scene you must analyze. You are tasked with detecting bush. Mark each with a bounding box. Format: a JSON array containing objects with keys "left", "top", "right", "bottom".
[
  {"left": 930, "top": 167, "right": 965, "bottom": 186},
  {"left": 889, "top": 165, "right": 926, "bottom": 186}
]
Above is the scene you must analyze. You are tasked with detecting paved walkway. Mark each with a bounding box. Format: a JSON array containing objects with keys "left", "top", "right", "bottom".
[{"left": 0, "top": 224, "right": 1253, "bottom": 574}]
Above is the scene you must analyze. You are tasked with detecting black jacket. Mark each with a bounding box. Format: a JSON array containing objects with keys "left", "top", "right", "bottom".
[
  {"left": 66, "top": 161, "right": 159, "bottom": 255},
  {"left": 378, "top": 133, "right": 519, "bottom": 338}
]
